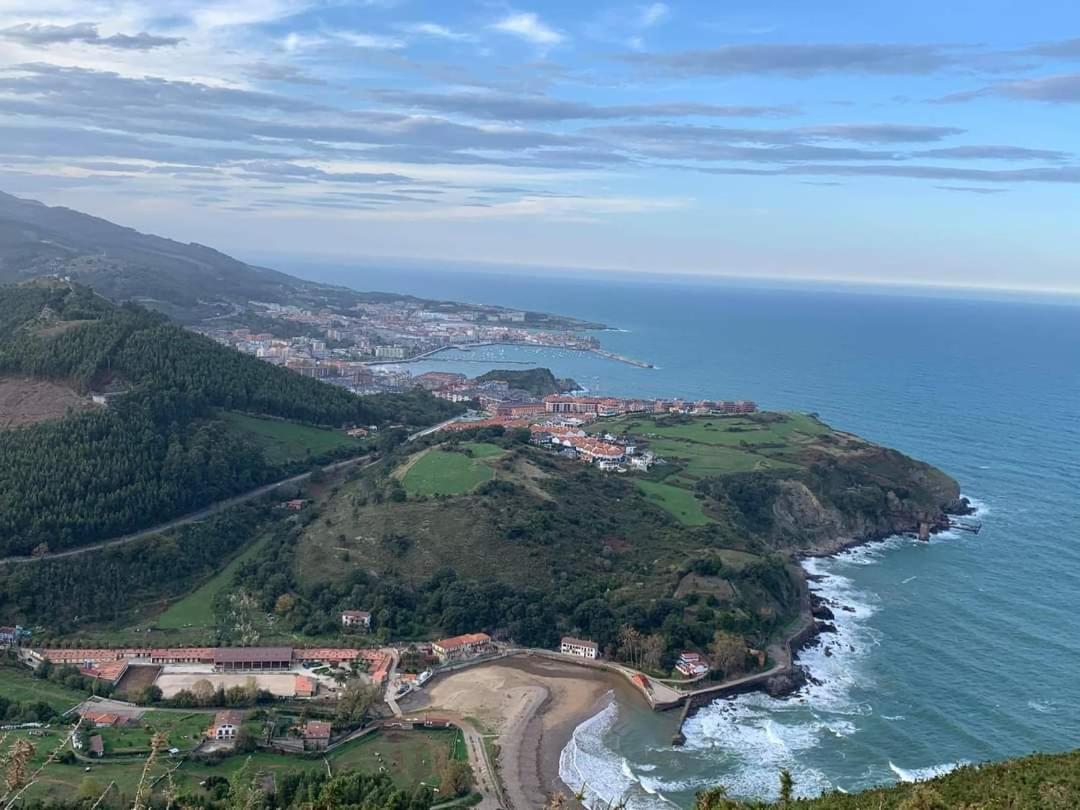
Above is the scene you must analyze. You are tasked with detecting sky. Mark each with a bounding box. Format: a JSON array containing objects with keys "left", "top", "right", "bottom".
[{"left": 0, "top": 1, "right": 1078, "bottom": 292}]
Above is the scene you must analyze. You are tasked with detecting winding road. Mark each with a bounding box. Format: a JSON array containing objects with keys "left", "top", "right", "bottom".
[{"left": 0, "top": 453, "right": 375, "bottom": 567}]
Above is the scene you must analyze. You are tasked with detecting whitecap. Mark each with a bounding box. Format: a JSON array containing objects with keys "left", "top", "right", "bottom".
[
  {"left": 559, "top": 700, "right": 670, "bottom": 810},
  {"left": 963, "top": 493, "right": 990, "bottom": 518},
  {"left": 1027, "top": 699, "right": 1054, "bottom": 714},
  {"left": 888, "top": 760, "right": 967, "bottom": 783}
]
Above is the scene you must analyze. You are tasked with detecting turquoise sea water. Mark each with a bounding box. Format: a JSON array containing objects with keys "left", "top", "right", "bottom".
[{"left": 284, "top": 263, "right": 1080, "bottom": 804}]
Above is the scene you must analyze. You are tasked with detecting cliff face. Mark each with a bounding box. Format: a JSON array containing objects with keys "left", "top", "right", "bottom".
[{"left": 767, "top": 446, "right": 965, "bottom": 554}]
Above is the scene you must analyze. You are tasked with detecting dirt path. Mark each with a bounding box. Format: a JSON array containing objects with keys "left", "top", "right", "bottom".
[{"left": 0, "top": 454, "right": 374, "bottom": 566}]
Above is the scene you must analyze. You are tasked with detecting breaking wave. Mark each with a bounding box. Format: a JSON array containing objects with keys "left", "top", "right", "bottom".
[{"left": 888, "top": 760, "right": 967, "bottom": 783}]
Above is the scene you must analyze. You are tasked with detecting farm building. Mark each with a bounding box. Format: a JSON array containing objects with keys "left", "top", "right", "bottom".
[{"left": 213, "top": 647, "right": 293, "bottom": 672}]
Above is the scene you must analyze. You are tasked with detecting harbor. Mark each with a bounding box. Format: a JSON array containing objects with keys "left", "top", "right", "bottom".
[{"left": 367, "top": 341, "right": 655, "bottom": 369}]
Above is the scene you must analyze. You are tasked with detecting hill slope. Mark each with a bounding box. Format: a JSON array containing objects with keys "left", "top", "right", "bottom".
[
  {"left": 0, "top": 190, "right": 602, "bottom": 328},
  {"left": 213, "top": 417, "right": 965, "bottom": 669},
  {"left": 0, "top": 282, "right": 460, "bottom": 556},
  {"left": 709, "top": 748, "right": 1080, "bottom": 809}
]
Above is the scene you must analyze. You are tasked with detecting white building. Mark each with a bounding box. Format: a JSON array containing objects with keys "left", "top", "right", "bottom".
[
  {"left": 341, "top": 610, "right": 371, "bottom": 630},
  {"left": 560, "top": 637, "right": 600, "bottom": 660},
  {"left": 210, "top": 710, "right": 243, "bottom": 740}
]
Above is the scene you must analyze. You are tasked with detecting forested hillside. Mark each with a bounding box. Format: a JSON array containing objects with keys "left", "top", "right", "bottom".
[{"left": 0, "top": 283, "right": 460, "bottom": 556}]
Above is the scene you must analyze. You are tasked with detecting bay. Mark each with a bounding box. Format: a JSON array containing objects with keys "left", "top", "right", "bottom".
[{"left": 285, "top": 262, "right": 1080, "bottom": 804}]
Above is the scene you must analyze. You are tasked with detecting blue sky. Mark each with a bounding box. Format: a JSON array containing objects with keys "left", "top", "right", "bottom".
[{"left": 1, "top": 1, "right": 1078, "bottom": 291}]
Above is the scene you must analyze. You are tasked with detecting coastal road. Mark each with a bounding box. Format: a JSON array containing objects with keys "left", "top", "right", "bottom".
[{"left": 0, "top": 454, "right": 375, "bottom": 566}]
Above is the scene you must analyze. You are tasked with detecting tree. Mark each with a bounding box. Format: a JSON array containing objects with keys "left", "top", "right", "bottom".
[
  {"left": 434, "top": 747, "right": 474, "bottom": 798},
  {"left": 191, "top": 679, "right": 215, "bottom": 706},
  {"left": 709, "top": 631, "right": 747, "bottom": 680},
  {"left": 693, "top": 785, "right": 742, "bottom": 810},
  {"left": 274, "top": 593, "right": 296, "bottom": 615},
  {"left": 136, "top": 684, "right": 163, "bottom": 705},
  {"left": 335, "top": 681, "right": 382, "bottom": 724},
  {"left": 779, "top": 769, "right": 794, "bottom": 805}
]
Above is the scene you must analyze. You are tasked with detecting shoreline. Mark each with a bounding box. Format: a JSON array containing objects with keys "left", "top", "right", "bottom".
[
  {"left": 400, "top": 655, "right": 641, "bottom": 809},
  {"left": 366, "top": 341, "right": 655, "bottom": 369}
]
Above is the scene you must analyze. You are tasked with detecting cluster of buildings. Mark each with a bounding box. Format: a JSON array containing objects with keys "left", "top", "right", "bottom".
[
  {"left": 28, "top": 645, "right": 393, "bottom": 685},
  {"left": 541, "top": 396, "right": 758, "bottom": 418},
  {"left": 196, "top": 299, "right": 599, "bottom": 394}
]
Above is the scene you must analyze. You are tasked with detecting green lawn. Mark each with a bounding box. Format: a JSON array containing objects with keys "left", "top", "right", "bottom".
[
  {"left": 156, "top": 531, "right": 273, "bottom": 630},
  {"left": 20, "top": 726, "right": 467, "bottom": 805},
  {"left": 461, "top": 442, "right": 505, "bottom": 459},
  {"left": 402, "top": 450, "right": 496, "bottom": 497},
  {"left": 223, "top": 411, "right": 363, "bottom": 466},
  {"left": 98, "top": 711, "right": 214, "bottom": 754},
  {"left": 594, "top": 412, "right": 824, "bottom": 482},
  {"left": 636, "top": 480, "right": 713, "bottom": 526},
  {"left": 0, "top": 664, "right": 88, "bottom": 712},
  {"left": 329, "top": 728, "right": 466, "bottom": 788}
]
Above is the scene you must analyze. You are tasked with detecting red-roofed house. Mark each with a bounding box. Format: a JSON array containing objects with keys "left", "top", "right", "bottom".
[
  {"left": 303, "top": 720, "right": 332, "bottom": 751},
  {"left": 432, "top": 633, "right": 491, "bottom": 663},
  {"left": 209, "top": 710, "right": 244, "bottom": 741},
  {"left": 294, "top": 675, "right": 317, "bottom": 697}
]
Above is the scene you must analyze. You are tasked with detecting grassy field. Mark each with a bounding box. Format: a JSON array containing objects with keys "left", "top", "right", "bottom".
[
  {"left": 0, "top": 664, "right": 89, "bottom": 711},
  {"left": 401, "top": 449, "right": 497, "bottom": 497},
  {"left": 328, "top": 728, "right": 466, "bottom": 787},
  {"left": 155, "top": 531, "right": 273, "bottom": 630},
  {"left": 635, "top": 480, "right": 713, "bottom": 526},
  {"left": 19, "top": 726, "right": 466, "bottom": 805},
  {"left": 223, "top": 411, "right": 363, "bottom": 466},
  {"left": 461, "top": 441, "right": 505, "bottom": 459},
  {"left": 594, "top": 412, "right": 833, "bottom": 489},
  {"left": 98, "top": 711, "right": 214, "bottom": 754}
]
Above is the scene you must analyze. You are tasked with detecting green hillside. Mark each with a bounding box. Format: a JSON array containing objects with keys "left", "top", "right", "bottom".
[
  {"left": 702, "top": 748, "right": 1080, "bottom": 809},
  {"left": 474, "top": 367, "right": 579, "bottom": 396},
  {"left": 0, "top": 282, "right": 460, "bottom": 556},
  {"left": 235, "top": 414, "right": 964, "bottom": 668}
]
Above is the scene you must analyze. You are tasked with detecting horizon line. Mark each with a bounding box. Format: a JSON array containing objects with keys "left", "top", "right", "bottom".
[{"left": 241, "top": 249, "right": 1080, "bottom": 301}]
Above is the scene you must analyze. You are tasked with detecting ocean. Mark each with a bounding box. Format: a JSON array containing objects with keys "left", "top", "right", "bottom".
[{"left": 282, "top": 262, "right": 1080, "bottom": 805}]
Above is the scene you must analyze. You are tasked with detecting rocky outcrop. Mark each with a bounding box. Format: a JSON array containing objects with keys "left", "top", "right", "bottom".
[{"left": 766, "top": 446, "right": 965, "bottom": 555}]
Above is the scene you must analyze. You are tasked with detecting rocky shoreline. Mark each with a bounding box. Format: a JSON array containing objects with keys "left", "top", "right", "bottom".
[{"left": 767, "top": 494, "right": 976, "bottom": 698}]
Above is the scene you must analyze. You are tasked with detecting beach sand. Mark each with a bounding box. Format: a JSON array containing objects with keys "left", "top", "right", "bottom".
[{"left": 402, "top": 655, "right": 638, "bottom": 809}]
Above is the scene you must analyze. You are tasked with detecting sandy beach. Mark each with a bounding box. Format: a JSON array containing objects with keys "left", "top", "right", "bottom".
[{"left": 401, "top": 655, "right": 638, "bottom": 809}]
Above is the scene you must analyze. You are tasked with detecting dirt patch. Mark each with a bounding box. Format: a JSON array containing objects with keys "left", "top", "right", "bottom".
[
  {"left": 675, "top": 573, "right": 736, "bottom": 601},
  {"left": 0, "top": 376, "right": 94, "bottom": 428},
  {"left": 154, "top": 671, "right": 304, "bottom": 698},
  {"left": 392, "top": 447, "right": 431, "bottom": 481},
  {"left": 114, "top": 665, "right": 162, "bottom": 699}
]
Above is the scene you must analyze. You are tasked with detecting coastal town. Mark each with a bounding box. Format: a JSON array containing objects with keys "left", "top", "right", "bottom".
[{"left": 194, "top": 298, "right": 651, "bottom": 395}]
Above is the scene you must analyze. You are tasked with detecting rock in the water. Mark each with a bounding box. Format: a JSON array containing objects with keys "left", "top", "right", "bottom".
[{"left": 765, "top": 669, "right": 808, "bottom": 697}]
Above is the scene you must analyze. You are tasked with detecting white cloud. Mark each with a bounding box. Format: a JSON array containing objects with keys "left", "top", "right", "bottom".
[
  {"left": 191, "top": 0, "right": 315, "bottom": 30},
  {"left": 639, "top": 2, "right": 669, "bottom": 28},
  {"left": 337, "top": 30, "right": 405, "bottom": 49},
  {"left": 401, "top": 22, "right": 472, "bottom": 41},
  {"left": 491, "top": 12, "right": 564, "bottom": 47}
]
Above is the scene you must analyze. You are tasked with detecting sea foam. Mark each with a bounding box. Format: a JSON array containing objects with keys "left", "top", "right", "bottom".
[{"left": 559, "top": 508, "right": 988, "bottom": 804}]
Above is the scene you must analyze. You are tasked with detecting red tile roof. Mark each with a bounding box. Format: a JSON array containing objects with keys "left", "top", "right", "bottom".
[{"left": 434, "top": 632, "right": 491, "bottom": 651}]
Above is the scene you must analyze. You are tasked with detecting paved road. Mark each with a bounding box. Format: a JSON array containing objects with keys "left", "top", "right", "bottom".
[
  {"left": 0, "top": 454, "right": 374, "bottom": 566},
  {"left": 455, "top": 716, "right": 505, "bottom": 810}
]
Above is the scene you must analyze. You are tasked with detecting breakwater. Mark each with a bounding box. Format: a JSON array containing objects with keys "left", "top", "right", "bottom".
[{"left": 368, "top": 342, "right": 654, "bottom": 369}]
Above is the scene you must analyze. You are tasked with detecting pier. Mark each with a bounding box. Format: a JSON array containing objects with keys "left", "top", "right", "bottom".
[{"left": 366, "top": 341, "right": 654, "bottom": 369}]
